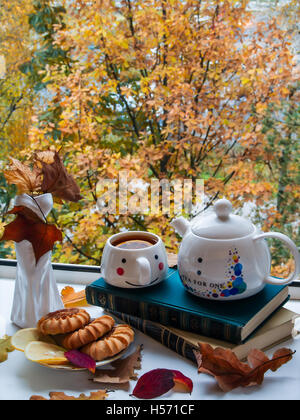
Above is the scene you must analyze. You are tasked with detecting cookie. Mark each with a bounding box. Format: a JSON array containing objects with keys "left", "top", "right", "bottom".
[
  {"left": 81, "top": 324, "right": 135, "bottom": 361},
  {"left": 37, "top": 308, "right": 90, "bottom": 336},
  {"left": 61, "top": 315, "right": 115, "bottom": 350}
]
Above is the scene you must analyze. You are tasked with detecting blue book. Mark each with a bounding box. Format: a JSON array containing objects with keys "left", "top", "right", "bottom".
[{"left": 85, "top": 268, "right": 289, "bottom": 344}]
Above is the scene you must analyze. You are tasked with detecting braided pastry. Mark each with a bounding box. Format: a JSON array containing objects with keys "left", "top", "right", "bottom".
[
  {"left": 81, "top": 325, "right": 135, "bottom": 361},
  {"left": 61, "top": 315, "right": 115, "bottom": 350},
  {"left": 37, "top": 308, "right": 90, "bottom": 336}
]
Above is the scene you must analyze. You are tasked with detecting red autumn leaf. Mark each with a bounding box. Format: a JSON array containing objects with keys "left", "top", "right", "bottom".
[
  {"left": 38, "top": 151, "right": 82, "bottom": 203},
  {"left": 132, "top": 368, "right": 193, "bottom": 399},
  {"left": 194, "top": 343, "right": 295, "bottom": 392},
  {"left": 64, "top": 350, "right": 96, "bottom": 374},
  {"left": 132, "top": 369, "right": 174, "bottom": 399},
  {"left": 172, "top": 370, "right": 193, "bottom": 394},
  {"left": 1, "top": 206, "right": 63, "bottom": 264}
]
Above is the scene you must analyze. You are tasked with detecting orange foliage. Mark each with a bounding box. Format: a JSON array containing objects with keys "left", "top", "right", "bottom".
[{"left": 20, "top": 0, "right": 297, "bottom": 267}]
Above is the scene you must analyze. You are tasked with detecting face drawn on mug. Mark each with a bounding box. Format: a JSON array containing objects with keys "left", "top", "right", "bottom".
[{"left": 101, "top": 232, "right": 168, "bottom": 289}]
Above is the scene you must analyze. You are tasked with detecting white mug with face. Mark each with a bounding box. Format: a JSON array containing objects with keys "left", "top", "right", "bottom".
[{"left": 101, "top": 231, "right": 168, "bottom": 288}]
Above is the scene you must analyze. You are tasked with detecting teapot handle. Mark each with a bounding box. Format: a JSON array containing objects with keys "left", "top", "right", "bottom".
[{"left": 253, "top": 232, "right": 300, "bottom": 285}]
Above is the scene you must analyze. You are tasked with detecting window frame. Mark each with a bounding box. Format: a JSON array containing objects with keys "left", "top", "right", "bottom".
[{"left": 0, "top": 258, "right": 101, "bottom": 285}]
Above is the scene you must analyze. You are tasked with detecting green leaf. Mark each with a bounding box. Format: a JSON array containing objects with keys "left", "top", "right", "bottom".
[
  {"left": 0, "top": 335, "right": 14, "bottom": 363},
  {"left": 19, "top": 61, "right": 34, "bottom": 75}
]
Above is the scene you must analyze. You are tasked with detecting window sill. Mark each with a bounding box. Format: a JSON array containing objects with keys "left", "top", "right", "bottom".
[
  {"left": 0, "top": 259, "right": 100, "bottom": 285},
  {"left": 1, "top": 258, "right": 299, "bottom": 295}
]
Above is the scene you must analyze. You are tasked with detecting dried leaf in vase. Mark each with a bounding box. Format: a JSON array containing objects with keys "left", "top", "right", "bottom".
[
  {"left": 39, "top": 151, "right": 82, "bottom": 202},
  {"left": 34, "top": 150, "right": 56, "bottom": 166},
  {"left": 0, "top": 335, "right": 14, "bottom": 363},
  {"left": 194, "top": 342, "right": 295, "bottom": 392},
  {"left": 93, "top": 345, "right": 143, "bottom": 389},
  {"left": 8, "top": 205, "right": 44, "bottom": 223},
  {"left": 4, "top": 157, "right": 42, "bottom": 195},
  {"left": 30, "top": 390, "right": 108, "bottom": 401},
  {"left": 0, "top": 222, "right": 5, "bottom": 239},
  {"left": 1, "top": 206, "right": 63, "bottom": 264}
]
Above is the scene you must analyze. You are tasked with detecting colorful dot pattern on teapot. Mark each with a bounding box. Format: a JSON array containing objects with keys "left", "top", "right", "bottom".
[
  {"left": 179, "top": 248, "right": 247, "bottom": 299},
  {"left": 220, "top": 248, "right": 247, "bottom": 298}
]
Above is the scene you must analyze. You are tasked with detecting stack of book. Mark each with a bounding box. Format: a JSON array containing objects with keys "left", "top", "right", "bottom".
[{"left": 85, "top": 267, "right": 298, "bottom": 362}]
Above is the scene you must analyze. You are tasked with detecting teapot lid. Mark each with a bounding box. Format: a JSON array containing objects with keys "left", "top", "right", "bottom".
[{"left": 191, "top": 199, "right": 254, "bottom": 239}]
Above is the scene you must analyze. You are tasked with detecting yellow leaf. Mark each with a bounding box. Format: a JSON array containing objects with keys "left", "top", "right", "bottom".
[
  {"left": 0, "top": 335, "right": 14, "bottom": 363},
  {"left": 280, "top": 87, "right": 290, "bottom": 96},
  {"left": 241, "top": 77, "right": 251, "bottom": 86},
  {"left": 256, "top": 102, "right": 267, "bottom": 114},
  {"left": 30, "top": 390, "right": 108, "bottom": 400},
  {"left": 0, "top": 55, "right": 6, "bottom": 78}
]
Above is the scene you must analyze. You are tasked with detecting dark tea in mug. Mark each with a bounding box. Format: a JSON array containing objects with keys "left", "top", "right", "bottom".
[{"left": 112, "top": 234, "right": 157, "bottom": 250}]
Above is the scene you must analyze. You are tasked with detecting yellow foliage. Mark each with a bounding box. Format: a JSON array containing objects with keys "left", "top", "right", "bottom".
[{"left": 0, "top": 0, "right": 295, "bottom": 275}]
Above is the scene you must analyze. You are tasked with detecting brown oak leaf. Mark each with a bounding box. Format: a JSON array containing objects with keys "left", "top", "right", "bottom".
[
  {"left": 194, "top": 343, "right": 295, "bottom": 392},
  {"left": 1, "top": 206, "right": 63, "bottom": 264},
  {"left": 61, "top": 287, "right": 87, "bottom": 308},
  {"left": 38, "top": 151, "right": 82, "bottom": 202},
  {"left": 30, "top": 390, "right": 108, "bottom": 400},
  {"left": 4, "top": 157, "right": 42, "bottom": 195},
  {"left": 93, "top": 345, "right": 143, "bottom": 390}
]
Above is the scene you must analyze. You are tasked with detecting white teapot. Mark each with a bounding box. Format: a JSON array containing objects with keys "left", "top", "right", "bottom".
[{"left": 171, "top": 199, "right": 300, "bottom": 301}]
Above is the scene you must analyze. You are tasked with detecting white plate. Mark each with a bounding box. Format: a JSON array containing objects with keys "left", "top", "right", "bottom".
[{"left": 38, "top": 345, "right": 131, "bottom": 372}]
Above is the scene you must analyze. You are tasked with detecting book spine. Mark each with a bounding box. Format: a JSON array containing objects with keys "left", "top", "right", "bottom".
[
  {"left": 85, "top": 285, "right": 243, "bottom": 344},
  {"left": 108, "top": 309, "right": 198, "bottom": 365}
]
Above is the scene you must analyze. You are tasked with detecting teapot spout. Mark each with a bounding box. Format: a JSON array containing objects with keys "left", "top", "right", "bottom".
[{"left": 171, "top": 216, "right": 191, "bottom": 237}]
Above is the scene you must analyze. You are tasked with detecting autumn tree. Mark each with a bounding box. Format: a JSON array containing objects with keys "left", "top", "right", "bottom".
[
  {"left": 246, "top": 0, "right": 300, "bottom": 275},
  {"left": 5, "top": 0, "right": 298, "bottom": 270},
  {"left": 0, "top": 0, "right": 34, "bottom": 143},
  {"left": 0, "top": 0, "right": 38, "bottom": 256},
  {"left": 256, "top": 80, "right": 300, "bottom": 275}
]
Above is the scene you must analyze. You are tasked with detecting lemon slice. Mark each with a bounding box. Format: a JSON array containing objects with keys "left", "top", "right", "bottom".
[
  {"left": 11, "top": 328, "right": 55, "bottom": 352},
  {"left": 24, "top": 341, "right": 69, "bottom": 366}
]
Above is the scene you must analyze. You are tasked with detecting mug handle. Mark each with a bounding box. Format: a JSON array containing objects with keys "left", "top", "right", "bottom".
[
  {"left": 253, "top": 232, "right": 300, "bottom": 285},
  {"left": 137, "top": 257, "right": 151, "bottom": 286}
]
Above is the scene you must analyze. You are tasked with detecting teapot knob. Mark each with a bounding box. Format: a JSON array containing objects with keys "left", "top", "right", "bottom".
[{"left": 214, "top": 199, "right": 232, "bottom": 220}]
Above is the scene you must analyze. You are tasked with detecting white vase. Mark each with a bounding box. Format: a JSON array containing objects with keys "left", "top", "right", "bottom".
[{"left": 10, "top": 193, "right": 64, "bottom": 329}]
